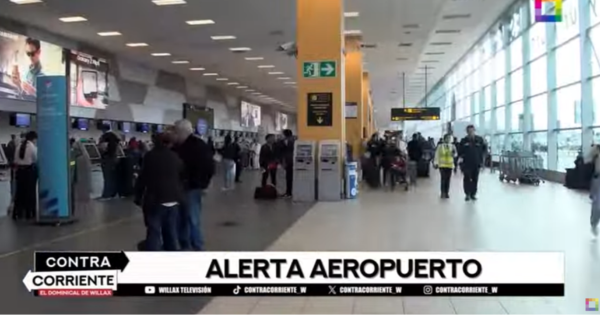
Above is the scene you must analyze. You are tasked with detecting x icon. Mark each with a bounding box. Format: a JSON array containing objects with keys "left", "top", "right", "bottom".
[{"left": 328, "top": 286, "right": 337, "bottom": 295}]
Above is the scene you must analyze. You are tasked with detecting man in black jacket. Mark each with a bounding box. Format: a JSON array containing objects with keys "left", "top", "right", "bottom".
[
  {"left": 458, "top": 125, "right": 488, "bottom": 201},
  {"left": 173, "top": 119, "right": 215, "bottom": 251},
  {"left": 279, "top": 129, "right": 295, "bottom": 197},
  {"left": 134, "top": 132, "right": 183, "bottom": 251},
  {"left": 260, "top": 134, "right": 278, "bottom": 187}
]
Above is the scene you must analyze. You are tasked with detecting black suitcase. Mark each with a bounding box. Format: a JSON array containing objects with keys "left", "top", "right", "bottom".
[
  {"left": 363, "top": 162, "right": 381, "bottom": 188},
  {"left": 417, "top": 160, "right": 430, "bottom": 177}
]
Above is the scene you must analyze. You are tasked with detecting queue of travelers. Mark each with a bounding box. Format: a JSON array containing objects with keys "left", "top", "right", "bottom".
[{"left": 361, "top": 124, "right": 488, "bottom": 201}]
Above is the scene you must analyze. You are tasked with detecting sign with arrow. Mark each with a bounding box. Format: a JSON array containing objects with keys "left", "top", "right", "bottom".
[
  {"left": 303, "top": 61, "right": 337, "bottom": 78},
  {"left": 307, "top": 93, "right": 333, "bottom": 127},
  {"left": 34, "top": 251, "right": 130, "bottom": 272}
]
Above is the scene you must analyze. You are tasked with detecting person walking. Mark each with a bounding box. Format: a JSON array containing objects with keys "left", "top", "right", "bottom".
[
  {"left": 134, "top": 132, "right": 183, "bottom": 251},
  {"left": 458, "top": 125, "right": 487, "bottom": 201},
  {"left": 433, "top": 134, "right": 458, "bottom": 199},
  {"left": 12, "top": 131, "right": 38, "bottom": 220},
  {"left": 221, "top": 135, "right": 237, "bottom": 190},
  {"left": 586, "top": 144, "right": 600, "bottom": 238},
  {"left": 173, "top": 119, "right": 215, "bottom": 251}
]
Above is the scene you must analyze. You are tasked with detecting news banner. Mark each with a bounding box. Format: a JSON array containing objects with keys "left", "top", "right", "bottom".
[{"left": 22, "top": 252, "right": 565, "bottom": 297}]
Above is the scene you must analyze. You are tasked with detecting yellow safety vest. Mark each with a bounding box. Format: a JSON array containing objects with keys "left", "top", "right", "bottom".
[{"left": 438, "top": 144, "right": 454, "bottom": 168}]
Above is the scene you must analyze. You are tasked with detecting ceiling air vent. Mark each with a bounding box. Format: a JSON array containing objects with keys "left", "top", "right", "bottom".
[
  {"left": 396, "top": 57, "right": 409, "bottom": 61},
  {"left": 361, "top": 43, "right": 377, "bottom": 49},
  {"left": 442, "top": 14, "right": 471, "bottom": 20},
  {"left": 425, "top": 52, "right": 445, "bottom": 55},
  {"left": 399, "top": 42, "right": 413, "bottom": 47}
]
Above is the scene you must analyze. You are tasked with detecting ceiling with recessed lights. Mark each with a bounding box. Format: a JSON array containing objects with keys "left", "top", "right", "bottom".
[{"left": 0, "top": 0, "right": 512, "bottom": 126}]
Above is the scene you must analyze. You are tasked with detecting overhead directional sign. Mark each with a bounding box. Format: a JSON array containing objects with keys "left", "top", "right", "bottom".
[
  {"left": 303, "top": 61, "right": 337, "bottom": 78},
  {"left": 391, "top": 107, "right": 441, "bottom": 121}
]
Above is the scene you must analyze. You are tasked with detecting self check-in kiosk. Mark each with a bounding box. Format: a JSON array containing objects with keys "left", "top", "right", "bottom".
[
  {"left": 292, "top": 140, "right": 316, "bottom": 202},
  {"left": 317, "top": 140, "right": 342, "bottom": 201},
  {"left": 0, "top": 145, "right": 9, "bottom": 217},
  {"left": 0, "top": 144, "right": 7, "bottom": 166},
  {"left": 82, "top": 142, "right": 101, "bottom": 164}
]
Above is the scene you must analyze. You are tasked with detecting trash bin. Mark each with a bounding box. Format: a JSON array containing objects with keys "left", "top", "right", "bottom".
[{"left": 345, "top": 162, "right": 358, "bottom": 199}]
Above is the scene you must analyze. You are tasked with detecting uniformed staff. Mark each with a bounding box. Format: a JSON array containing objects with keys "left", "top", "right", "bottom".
[
  {"left": 433, "top": 134, "right": 458, "bottom": 199},
  {"left": 458, "top": 125, "right": 488, "bottom": 201}
]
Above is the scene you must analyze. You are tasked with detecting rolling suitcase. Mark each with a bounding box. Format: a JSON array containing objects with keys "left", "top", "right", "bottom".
[
  {"left": 254, "top": 184, "right": 278, "bottom": 200},
  {"left": 417, "top": 159, "right": 430, "bottom": 178}
]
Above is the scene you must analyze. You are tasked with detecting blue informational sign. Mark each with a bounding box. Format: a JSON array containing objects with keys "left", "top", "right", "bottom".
[
  {"left": 345, "top": 162, "right": 358, "bottom": 199},
  {"left": 36, "top": 76, "right": 71, "bottom": 221}
]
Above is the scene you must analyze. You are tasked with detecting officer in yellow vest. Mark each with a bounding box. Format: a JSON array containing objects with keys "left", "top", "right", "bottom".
[{"left": 433, "top": 134, "right": 458, "bottom": 199}]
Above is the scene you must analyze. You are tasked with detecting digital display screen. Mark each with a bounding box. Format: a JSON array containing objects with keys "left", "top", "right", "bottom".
[
  {"left": 295, "top": 145, "right": 313, "bottom": 158},
  {"left": 391, "top": 107, "right": 440, "bottom": 121},
  {"left": 138, "top": 123, "right": 150, "bottom": 133},
  {"left": 15, "top": 113, "right": 30, "bottom": 127},
  {"left": 121, "top": 122, "right": 131, "bottom": 133},
  {"left": 241, "top": 101, "right": 261, "bottom": 127},
  {"left": 320, "top": 145, "right": 338, "bottom": 157},
  {"left": 155, "top": 124, "right": 163, "bottom": 133},
  {"left": 76, "top": 118, "right": 89, "bottom": 131}
]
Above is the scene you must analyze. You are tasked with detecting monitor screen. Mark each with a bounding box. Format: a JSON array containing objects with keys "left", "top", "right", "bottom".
[
  {"left": 137, "top": 123, "right": 150, "bottom": 133},
  {"left": 390, "top": 107, "right": 441, "bottom": 121},
  {"left": 120, "top": 122, "right": 131, "bottom": 133},
  {"left": 76, "top": 118, "right": 89, "bottom": 131},
  {"left": 12, "top": 113, "right": 31, "bottom": 128},
  {"left": 154, "top": 124, "right": 163, "bottom": 133},
  {"left": 240, "top": 101, "right": 261, "bottom": 127},
  {"left": 83, "top": 143, "right": 101, "bottom": 160},
  {"left": 97, "top": 120, "right": 112, "bottom": 130}
]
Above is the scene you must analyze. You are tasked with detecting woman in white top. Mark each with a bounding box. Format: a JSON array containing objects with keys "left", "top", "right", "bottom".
[{"left": 13, "top": 131, "right": 38, "bottom": 220}]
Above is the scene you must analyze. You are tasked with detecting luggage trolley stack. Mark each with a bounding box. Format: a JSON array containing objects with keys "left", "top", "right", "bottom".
[{"left": 498, "top": 151, "right": 544, "bottom": 185}]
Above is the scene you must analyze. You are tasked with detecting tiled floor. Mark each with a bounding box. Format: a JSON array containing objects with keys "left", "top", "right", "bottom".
[
  {"left": 199, "top": 171, "right": 595, "bottom": 314},
  {"left": 0, "top": 170, "right": 313, "bottom": 313}
]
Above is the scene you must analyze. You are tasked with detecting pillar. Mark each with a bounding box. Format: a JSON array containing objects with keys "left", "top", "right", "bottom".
[
  {"left": 345, "top": 38, "right": 363, "bottom": 159},
  {"left": 296, "top": 0, "right": 345, "bottom": 145},
  {"left": 362, "top": 72, "right": 371, "bottom": 137}
]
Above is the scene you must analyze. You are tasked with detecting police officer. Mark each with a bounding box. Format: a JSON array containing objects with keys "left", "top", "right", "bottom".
[
  {"left": 458, "top": 125, "right": 487, "bottom": 201},
  {"left": 433, "top": 134, "right": 458, "bottom": 199}
]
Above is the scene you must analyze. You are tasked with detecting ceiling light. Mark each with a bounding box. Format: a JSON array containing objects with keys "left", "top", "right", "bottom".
[
  {"left": 186, "top": 19, "right": 215, "bottom": 25},
  {"left": 442, "top": 14, "right": 471, "bottom": 20},
  {"left": 189, "top": 67, "right": 205, "bottom": 71},
  {"left": 10, "top": 0, "right": 43, "bottom": 4},
  {"left": 435, "top": 29, "right": 461, "bottom": 34},
  {"left": 98, "top": 31, "right": 122, "bottom": 37},
  {"left": 59, "top": 16, "right": 87, "bottom": 23},
  {"left": 402, "top": 24, "right": 420, "bottom": 29},
  {"left": 252, "top": 92, "right": 262, "bottom": 95},
  {"left": 126, "top": 43, "right": 148, "bottom": 47},
  {"left": 246, "top": 89, "right": 255, "bottom": 92},
  {"left": 211, "top": 35, "right": 236, "bottom": 40},
  {"left": 344, "top": 12, "right": 360, "bottom": 18},
  {"left": 244, "top": 57, "right": 264, "bottom": 61},
  {"left": 430, "top": 42, "right": 453, "bottom": 46},
  {"left": 227, "top": 82, "right": 239, "bottom": 85},
  {"left": 229, "top": 47, "right": 251, "bottom": 52},
  {"left": 421, "top": 60, "right": 439, "bottom": 63},
  {"left": 237, "top": 86, "right": 248, "bottom": 89},
  {"left": 284, "top": 82, "right": 296, "bottom": 85},
  {"left": 204, "top": 73, "right": 219, "bottom": 76},
  {"left": 153, "top": 0, "right": 186, "bottom": 5},
  {"left": 257, "top": 65, "right": 275, "bottom": 68},
  {"left": 151, "top": 53, "right": 171, "bottom": 57},
  {"left": 344, "top": 30, "right": 362, "bottom": 35},
  {"left": 172, "top": 60, "right": 189, "bottom": 64},
  {"left": 277, "top": 77, "right": 291, "bottom": 80},
  {"left": 425, "top": 52, "right": 444, "bottom": 55},
  {"left": 216, "top": 78, "right": 228, "bottom": 81},
  {"left": 268, "top": 72, "right": 284, "bottom": 75}
]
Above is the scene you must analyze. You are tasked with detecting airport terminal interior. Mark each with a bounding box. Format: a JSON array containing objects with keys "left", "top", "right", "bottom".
[{"left": 0, "top": 0, "right": 597, "bottom": 313}]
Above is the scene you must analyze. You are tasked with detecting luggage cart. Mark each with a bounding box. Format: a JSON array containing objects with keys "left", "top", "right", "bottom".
[{"left": 498, "top": 151, "right": 544, "bottom": 185}]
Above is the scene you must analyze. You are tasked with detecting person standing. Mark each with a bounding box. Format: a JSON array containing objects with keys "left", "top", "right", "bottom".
[
  {"left": 434, "top": 134, "right": 458, "bottom": 199},
  {"left": 173, "top": 119, "right": 215, "bottom": 251},
  {"left": 458, "top": 125, "right": 487, "bottom": 201},
  {"left": 453, "top": 137, "right": 460, "bottom": 173},
  {"left": 259, "top": 134, "right": 278, "bottom": 187},
  {"left": 280, "top": 129, "right": 295, "bottom": 198},
  {"left": 98, "top": 125, "right": 120, "bottom": 200},
  {"left": 234, "top": 137, "right": 244, "bottom": 183},
  {"left": 134, "top": 132, "right": 183, "bottom": 251},
  {"left": 13, "top": 131, "right": 38, "bottom": 220},
  {"left": 407, "top": 133, "right": 423, "bottom": 185}
]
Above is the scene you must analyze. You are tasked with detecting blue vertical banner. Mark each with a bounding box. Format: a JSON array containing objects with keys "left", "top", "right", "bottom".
[{"left": 36, "top": 75, "right": 71, "bottom": 222}]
